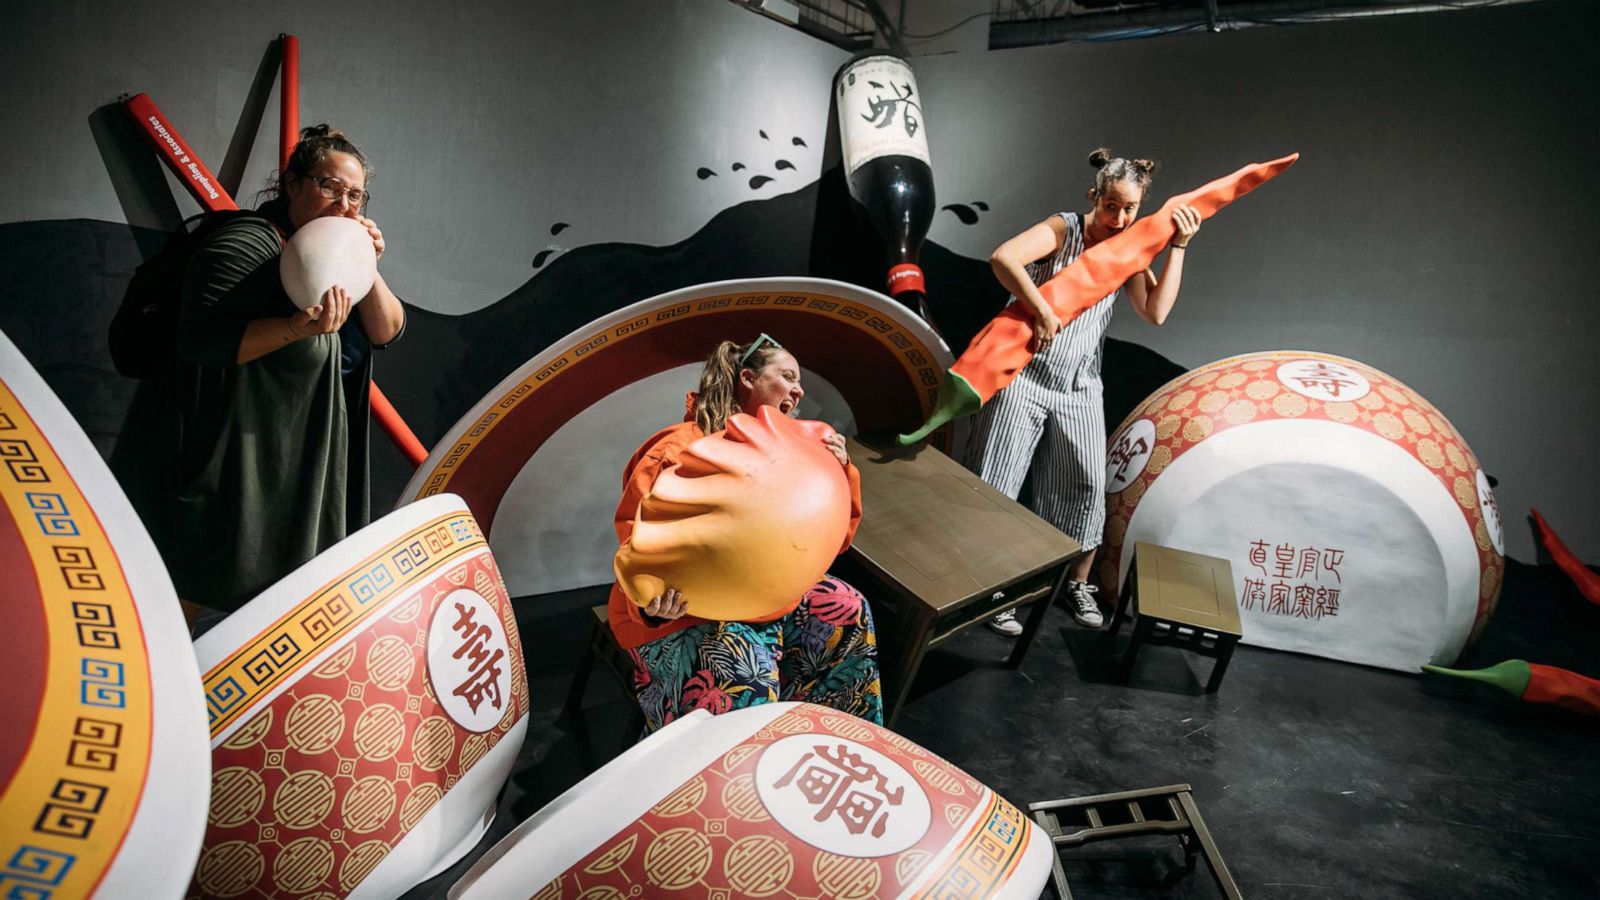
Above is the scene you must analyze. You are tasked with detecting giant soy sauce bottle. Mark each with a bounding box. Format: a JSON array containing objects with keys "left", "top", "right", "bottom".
[{"left": 834, "top": 53, "right": 936, "bottom": 323}]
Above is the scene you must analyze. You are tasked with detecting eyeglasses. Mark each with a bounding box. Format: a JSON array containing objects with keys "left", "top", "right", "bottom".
[
  {"left": 738, "top": 333, "right": 783, "bottom": 368},
  {"left": 308, "top": 175, "right": 370, "bottom": 210}
]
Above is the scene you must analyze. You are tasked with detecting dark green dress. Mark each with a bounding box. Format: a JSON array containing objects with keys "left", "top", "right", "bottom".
[{"left": 112, "top": 200, "right": 375, "bottom": 612}]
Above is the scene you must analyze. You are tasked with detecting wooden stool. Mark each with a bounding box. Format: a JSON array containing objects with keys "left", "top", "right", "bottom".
[
  {"left": 562, "top": 605, "right": 645, "bottom": 750},
  {"left": 1109, "top": 543, "right": 1241, "bottom": 692},
  {"left": 1028, "top": 784, "right": 1242, "bottom": 899}
]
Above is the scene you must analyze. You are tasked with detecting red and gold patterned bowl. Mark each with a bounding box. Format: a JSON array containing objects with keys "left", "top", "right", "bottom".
[
  {"left": 0, "top": 331, "right": 210, "bottom": 897},
  {"left": 451, "top": 702, "right": 1051, "bottom": 899},
  {"left": 190, "top": 494, "right": 529, "bottom": 899},
  {"left": 1101, "top": 351, "right": 1504, "bottom": 670}
]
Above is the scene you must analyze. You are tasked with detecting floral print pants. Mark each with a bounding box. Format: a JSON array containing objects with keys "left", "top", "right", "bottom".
[{"left": 627, "top": 575, "right": 883, "bottom": 731}]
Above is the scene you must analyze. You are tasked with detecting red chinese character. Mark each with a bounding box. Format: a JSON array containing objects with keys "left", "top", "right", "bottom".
[
  {"left": 1267, "top": 582, "right": 1291, "bottom": 615},
  {"left": 1297, "top": 548, "right": 1320, "bottom": 579},
  {"left": 1315, "top": 586, "right": 1341, "bottom": 618},
  {"left": 1272, "top": 544, "right": 1297, "bottom": 579},
  {"left": 1292, "top": 585, "right": 1316, "bottom": 618},
  {"left": 1241, "top": 578, "right": 1266, "bottom": 611},
  {"left": 1248, "top": 540, "right": 1269, "bottom": 577},
  {"left": 450, "top": 602, "right": 505, "bottom": 714},
  {"left": 1321, "top": 549, "right": 1345, "bottom": 583},
  {"left": 773, "top": 743, "right": 904, "bottom": 838},
  {"left": 1107, "top": 432, "right": 1149, "bottom": 484},
  {"left": 1293, "top": 362, "right": 1358, "bottom": 397}
]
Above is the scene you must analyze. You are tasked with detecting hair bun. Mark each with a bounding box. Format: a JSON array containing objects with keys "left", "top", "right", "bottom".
[
  {"left": 299, "top": 124, "right": 348, "bottom": 142},
  {"left": 1088, "top": 148, "right": 1112, "bottom": 169},
  {"left": 1132, "top": 157, "right": 1159, "bottom": 176}
]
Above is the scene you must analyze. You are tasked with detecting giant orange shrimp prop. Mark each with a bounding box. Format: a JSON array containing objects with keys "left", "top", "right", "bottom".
[
  {"left": 615, "top": 406, "right": 854, "bottom": 621},
  {"left": 899, "top": 152, "right": 1300, "bottom": 445}
]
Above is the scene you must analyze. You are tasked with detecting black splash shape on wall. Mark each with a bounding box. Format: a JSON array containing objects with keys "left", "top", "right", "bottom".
[
  {"left": 774, "top": 160, "right": 795, "bottom": 171},
  {"left": 731, "top": 162, "right": 745, "bottom": 172},
  {"left": 941, "top": 201, "right": 993, "bottom": 225},
  {"left": 942, "top": 204, "right": 979, "bottom": 225},
  {"left": 759, "top": 130, "right": 768, "bottom": 140},
  {"left": 696, "top": 168, "right": 717, "bottom": 180},
  {"left": 792, "top": 137, "right": 807, "bottom": 147},
  {"left": 532, "top": 248, "right": 560, "bottom": 268},
  {"left": 748, "top": 175, "right": 774, "bottom": 190},
  {"left": 550, "top": 222, "right": 570, "bottom": 236},
  {"left": 0, "top": 171, "right": 1184, "bottom": 506}
]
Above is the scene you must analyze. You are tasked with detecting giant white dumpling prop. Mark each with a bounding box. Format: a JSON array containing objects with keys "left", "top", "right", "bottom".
[
  {"left": 279, "top": 216, "right": 377, "bottom": 310},
  {"left": 1100, "top": 351, "right": 1505, "bottom": 671},
  {"left": 615, "top": 407, "right": 853, "bottom": 621}
]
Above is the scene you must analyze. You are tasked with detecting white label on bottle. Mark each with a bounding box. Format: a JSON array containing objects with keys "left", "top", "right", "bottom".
[{"left": 837, "top": 56, "right": 932, "bottom": 175}]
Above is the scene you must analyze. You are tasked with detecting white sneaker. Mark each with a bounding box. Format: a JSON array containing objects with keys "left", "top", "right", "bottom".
[
  {"left": 1069, "top": 582, "right": 1103, "bottom": 628},
  {"left": 986, "top": 607, "right": 1024, "bottom": 636}
]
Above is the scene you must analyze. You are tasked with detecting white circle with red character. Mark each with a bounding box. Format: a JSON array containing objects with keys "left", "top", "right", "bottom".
[
  {"left": 753, "top": 734, "right": 931, "bottom": 856},
  {"left": 1106, "top": 418, "right": 1157, "bottom": 494},
  {"left": 426, "top": 589, "right": 513, "bottom": 733},
  {"left": 1276, "top": 359, "right": 1371, "bottom": 402},
  {"left": 1476, "top": 468, "right": 1504, "bottom": 555}
]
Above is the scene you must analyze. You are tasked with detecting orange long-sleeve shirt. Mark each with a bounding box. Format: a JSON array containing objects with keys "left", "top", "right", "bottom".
[{"left": 606, "top": 404, "right": 863, "bottom": 650}]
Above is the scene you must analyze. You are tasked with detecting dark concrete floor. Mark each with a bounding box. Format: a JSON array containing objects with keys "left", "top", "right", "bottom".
[{"left": 408, "top": 557, "right": 1600, "bottom": 899}]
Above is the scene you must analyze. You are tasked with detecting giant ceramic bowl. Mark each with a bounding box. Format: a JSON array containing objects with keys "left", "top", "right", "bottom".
[
  {"left": 1100, "top": 351, "right": 1504, "bottom": 670},
  {"left": 0, "top": 329, "right": 210, "bottom": 897},
  {"left": 451, "top": 702, "right": 1052, "bottom": 899},
  {"left": 190, "top": 494, "right": 528, "bottom": 899}
]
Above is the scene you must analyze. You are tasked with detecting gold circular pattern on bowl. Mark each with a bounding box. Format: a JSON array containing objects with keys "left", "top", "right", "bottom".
[
  {"left": 1198, "top": 390, "right": 1229, "bottom": 413},
  {"left": 723, "top": 835, "right": 794, "bottom": 897},
  {"left": 222, "top": 708, "right": 274, "bottom": 750},
  {"left": 352, "top": 704, "right": 407, "bottom": 762},
  {"left": 400, "top": 783, "right": 444, "bottom": 830},
  {"left": 643, "top": 828, "right": 714, "bottom": 891},
  {"left": 411, "top": 716, "right": 456, "bottom": 771},
  {"left": 1224, "top": 399, "right": 1258, "bottom": 425},
  {"left": 813, "top": 852, "right": 881, "bottom": 900},
  {"left": 274, "top": 770, "right": 337, "bottom": 830},
  {"left": 196, "top": 840, "right": 265, "bottom": 898},
  {"left": 1167, "top": 390, "right": 1196, "bottom": 412},
  {"left": 1323, "top": 401, "right": 1358, "bottom": 423},
  {"left": 285, "top": 693, "right": 345, "bottom": 756},
  {"left": 1402, "top": 408, "right": 1431, "bottom": 434},
  {"left": 209, "top": 766, "right": 267, "bottom": 828},
  {"left": 1272, "top": 393, "right": 1309, "bottom": 417},
  {"left": 338, "top": 840, "right": 390, "bottom": 893},
  {"left": 1417, "top": 439, "right": 1445, "bottom": 469},
  {"left": 1182, "top": 417, "right": 1214, "bottom": 442},
  {"left": 720, "top": 773, "right": 771, "bottom": 822},
  {"left": 1245, "top": 379, "right": 1279, "bottom": 401},
  {"left": 342, "top": 775, "right": 398, "bottom": 835},
  {"left": 1146, "top": 445, "right": 1173, "bottom": 475},
  {"left": 1216, "top": 372, "right": 1248, "bottom": 389},
  {"left": 365, "top": 636, "right": 416, "bottom": 692},
  {"left": 273, "top": 837, "right": 335, "bottom": 894},
  {"left": 1155, "top": 415, "right": 1182, "bottom": 440},
  {"left": 1373, "top": 412, "right": 1405, "bottom": 440}
]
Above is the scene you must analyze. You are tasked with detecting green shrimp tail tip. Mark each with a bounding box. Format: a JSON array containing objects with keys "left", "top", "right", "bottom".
[
  {"left": 1421, "top": 660, "right": 1531, "bottom": 699},
  {"left": 897, "top": 371, "right": 982, "bottom": 446}
]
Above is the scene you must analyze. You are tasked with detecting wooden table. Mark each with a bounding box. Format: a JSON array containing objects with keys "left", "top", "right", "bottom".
[{"left": 838, "top": 436, "right": 1084, "bottom": 726}]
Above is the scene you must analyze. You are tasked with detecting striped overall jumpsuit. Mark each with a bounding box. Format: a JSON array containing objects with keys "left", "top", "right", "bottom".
[{"left": 963, "top": 211, "right": 1115, "bottom": 551}]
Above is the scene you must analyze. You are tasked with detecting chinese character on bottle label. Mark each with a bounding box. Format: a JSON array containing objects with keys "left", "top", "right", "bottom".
[
  {"left": 1475, "top": 468, "right": 1504, "bottom": 555},
  {"left": 754, "top": 734, "right": 931, "bottom": 856},
  {"left": 426, "top": 588, "right": 513, "bottom": 732},
  {"left": 836, "top": 55, "right": 932, "bottom": 175}
]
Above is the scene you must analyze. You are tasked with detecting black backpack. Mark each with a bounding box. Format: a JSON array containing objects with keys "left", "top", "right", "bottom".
[{"left": 109, "top": 209, "right": 266, "bottom": 378}]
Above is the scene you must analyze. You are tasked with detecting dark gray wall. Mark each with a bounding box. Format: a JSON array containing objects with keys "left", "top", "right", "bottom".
[
  {"left": 915, "top": 0, "right": 1599, "bottom": 560},
  {"left": 1, "top": 0, "right": 1594, "bottom": 561}
]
